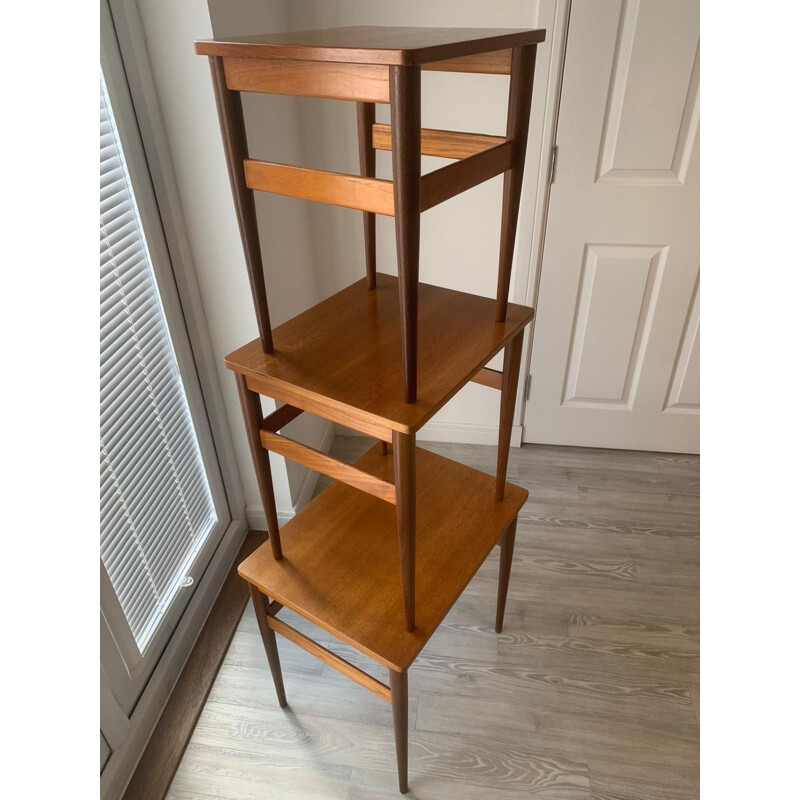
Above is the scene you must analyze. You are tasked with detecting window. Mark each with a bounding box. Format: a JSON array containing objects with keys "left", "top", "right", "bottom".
[{"left": 100, "top": 73, "right": 216, "bottom": 653}]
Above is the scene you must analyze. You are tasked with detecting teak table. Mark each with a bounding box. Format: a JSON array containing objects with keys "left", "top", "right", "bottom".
[{"left": 195, "top": 25, "right": 545, "bottom": 793}]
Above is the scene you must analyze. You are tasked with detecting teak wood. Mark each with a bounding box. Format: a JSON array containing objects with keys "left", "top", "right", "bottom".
[
  {"left": 224, "top": 56, "right": 390, "bottom": 103},
  {"left": 208, "top": 56, "right": 273, "bottom": 353},
  {"left": 195, "top": 26, "right": 546, "bottom": 67},
  {"left": 392, "top": 431, "right": 416, "bottom": 632},
  {"left": 261, "top": 402, "right": 303, "bottom": 433},
  {"left": 201, "top": 27, "right": 543, "bottom": 404},
  {"left": 496, "top": 45, "right": 537, "bottom": 322},
  {"left": 266, "top": 615, "right": 391, "bottom": 703},
  {"left": 238, "top": 444, "right": 525, "bottom": 795},
  {"left": 389, "top": 65, "right": 421, "bottom": 403},
  {"left": 372, "top": 123, "right": 506, "bottom": 159},
  {"left": 199, "top": 25, "right": 543, "bottom": 797},
  {"left": 244, "top": 159, "right": 395, "bottom": 216},
  {"left": 356, "top": 102, "right": 377, "bottom": 288},
  {"left": 248, "top": 584, "right": 287, "bottom": 707},
  {"left": 472, "top": 366, "right": 503, "bottom": 391},
  {"left": 235, "top": 373, "right": 282, "bottom": 559},
  {"left": 423, "top": 48, "right": 512, "bottom": 74},
  {"left": 224, "top": 274, "right": 533, "bottom": 437},
  {"left": 420, "top": 140, "right": 514, "bottom": 212},
  {"left": 237, "top": 444, "right": 527, "bottom": 671},
  {"left": 496, "top": 330, "right": 525, "bottom": 500},
  {"left": 494, "top": 518, "right": 517, "bottom": 634},
  {"left": 260, "top": 428, "right": 397, "bottom": 504},
  {"left": 390, "top": 670, "right": 409, "bottom": 794}
]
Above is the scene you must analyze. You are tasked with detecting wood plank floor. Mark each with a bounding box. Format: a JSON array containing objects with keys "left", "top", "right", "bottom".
[{"left": 167, "top": 437, "right": 699, "bottom": 799}]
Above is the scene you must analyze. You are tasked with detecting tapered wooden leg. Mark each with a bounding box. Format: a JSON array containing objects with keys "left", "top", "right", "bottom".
[
  {"left": 235, "top": 372, "right": 282, "bottom": 559},
  {"left": 249, "top": 584, "right": 287, "bottom": 707},
  {"left": 356, "top": 102, "right": 377, "bottom": 290},
  {"left": 389, "top": 670, "right": 409, "bottom": 793},
  {"left": 393, "top": 430, "right": 416, "bottom": 632},
  {"left": 208, "top": 56, "right": 274, "bottom": 352},
  {"left": 495, "top": 45, "right": 537, "bottom": 323},
  {"left": 496, "top": 331, "right": 524, "bottom": 501},
  {"left": 389, "top": 66, "right": 421, "bottom": 404},
  {"left": 495, "top": 519, "right": 518, "bottom": 633}
]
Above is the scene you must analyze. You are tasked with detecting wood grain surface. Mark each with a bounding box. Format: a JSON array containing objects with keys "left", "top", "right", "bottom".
[
  {"left": 238, "top": 443, "right": 527, "bottom": 671},
  {"left": 244, "top": 158, "right": 395, "bottom": 215},
  {"left": 224, "top": 56, "right": 390, "bottom": 102},
  {"left": 195, "top": 26, "right": 546, "bottom": 67},
  {"left": 371, "top": 123, "right": 506, "bottom": 159},
  {"left": 168, "top": 438, "right": 699, "bottom": 799},
  {"left": 224, "top": 273, "right": 534, "bottom": 436}
]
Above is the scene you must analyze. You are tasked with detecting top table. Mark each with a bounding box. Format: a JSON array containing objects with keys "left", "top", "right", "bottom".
[{"left": 195, "top": 25, "right": 546, "bottom": 67}]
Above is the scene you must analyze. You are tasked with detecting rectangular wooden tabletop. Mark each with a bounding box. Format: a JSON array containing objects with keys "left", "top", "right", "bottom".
[
  {"left": 195, "top": 26, "right": 546, "bottom": 65},
  {"left": 225, "top": 273, "right": 533, "bottom": 436},
  {"left": 238, "top": 444, "right": 528, "bottom": 671}
]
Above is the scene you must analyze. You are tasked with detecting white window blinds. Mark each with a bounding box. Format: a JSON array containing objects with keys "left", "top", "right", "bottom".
[{"left": 100, "top": 74, "right": 217, "bottom": 653}]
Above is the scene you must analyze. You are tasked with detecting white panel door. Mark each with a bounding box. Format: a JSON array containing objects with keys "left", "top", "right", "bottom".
[{"left": 524, "top": 0, "right": 699, "bottom": 453}]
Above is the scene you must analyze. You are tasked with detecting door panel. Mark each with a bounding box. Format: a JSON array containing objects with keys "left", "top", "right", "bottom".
[{"left": 524, "top": 0, "right": 699, "bottom": 453}]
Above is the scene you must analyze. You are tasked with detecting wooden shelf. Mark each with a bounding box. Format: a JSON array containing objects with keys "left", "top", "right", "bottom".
[
  {"left": 238, "top": 443, "right": 527, "bottom": 672},
  {"left": 225, "top": 273, "right": 533, "bottom": 438},
  {"left": 195, "top": 25, "right": 546, "bottom": 68}
]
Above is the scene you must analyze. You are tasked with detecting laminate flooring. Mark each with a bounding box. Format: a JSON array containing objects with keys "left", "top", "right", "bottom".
[{"left": 167, "top": 438, "right": 699, "bottom": 799}]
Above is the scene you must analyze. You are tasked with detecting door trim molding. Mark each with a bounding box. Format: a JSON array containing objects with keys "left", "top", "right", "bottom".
[{"left": 510, "top": 0, "right": 573, "bottom": 439}]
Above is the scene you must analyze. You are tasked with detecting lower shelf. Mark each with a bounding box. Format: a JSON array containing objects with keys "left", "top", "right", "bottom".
[{"left": 238, "top": 444, "right": 528, "bottom": 671}]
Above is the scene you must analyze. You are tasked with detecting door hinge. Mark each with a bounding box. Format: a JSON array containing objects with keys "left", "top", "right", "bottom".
[
  {"left": 524, "top": 374, "right": 532, "bottom": 401},
  {"left": 548, "top": 145, "right": 558, "bottom": 184}
]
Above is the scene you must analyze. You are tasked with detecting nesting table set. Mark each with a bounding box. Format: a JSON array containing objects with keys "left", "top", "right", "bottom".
[{"left": 195, "top": 26, "right": 545, "bottom": 793}]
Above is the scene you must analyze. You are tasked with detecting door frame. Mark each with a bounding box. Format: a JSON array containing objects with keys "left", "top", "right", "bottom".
[
  {"left": 511, "top": 0, "right": 573, "bottom": 440},
  {"left": 100, "top": 3, "right": 248, "bottom": 797}
]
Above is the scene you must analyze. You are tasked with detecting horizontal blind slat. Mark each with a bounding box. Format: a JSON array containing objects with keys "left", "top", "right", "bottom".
[{"left": 99, "top": 73, "right": 217, "bottom": 654}]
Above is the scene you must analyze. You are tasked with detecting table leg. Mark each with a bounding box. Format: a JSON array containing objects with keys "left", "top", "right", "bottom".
[
  {"left": 496, "top": 331, "right": 524, "bottom": 501},
  {"left": 235, "top": 373, "right": 282, "bottom": 559},
  {"left": 495, "top": 518, "right": 518, "bottom": 633},
  {"left": 389, "top": 65, "right": 421, "bottom": 404},
  {"left": 495, "top": 44, "right": 537, "bottom": 323},
  {"left": 356, "top": 101, "right": 377, "bottom": 290},
  {"left": 393, "top": 430, "right": 416, "bottom": 632},
  {"left": 249, "top": 584, "right": 287, "bottom": 707},
  {"left": 389, "top": 669, "right": 409, "bottom": 793}
]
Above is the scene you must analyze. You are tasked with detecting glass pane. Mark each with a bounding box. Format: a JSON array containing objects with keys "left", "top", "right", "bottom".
[{"left": 100, "top": 73, "right": 217, "bottom": 653}]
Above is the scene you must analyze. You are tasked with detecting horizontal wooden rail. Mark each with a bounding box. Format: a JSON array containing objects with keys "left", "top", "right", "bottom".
[
  {"left": 244, "top": 159, "right": 395, "bottom": 216},
  {"left": 245, "top": 375, "right": 395, "bottom": 442},
  {"left": 420, "top": 140, "right": 514, "bottom": 211},
  {"left": 372, "top": 123, "right": 506, "bottom": 159},
  {"left": 260, "top": 429, "right": 397, "bottom": 503},
  {"left": 268, "top": 616, "right": 391, "bottom": 702},
  {"left": 262, "top": 403, "right": 304, "bottom": 433},
  {"left": 224, "top": 57, "right": 390, "bottom": 103},
  {"left": 471, "top": 367, "right": 503, "bottom": 391},
  {"left": 424, "top": 49, "right": 512, "bottom": 75}
]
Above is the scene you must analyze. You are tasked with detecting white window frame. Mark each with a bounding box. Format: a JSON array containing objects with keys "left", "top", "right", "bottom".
[
  {"left": 100, "top": 2, "right": 248, "bottom": 796},
  {"left": 101, "top": 25, "right": 229, "bottom": 679}
]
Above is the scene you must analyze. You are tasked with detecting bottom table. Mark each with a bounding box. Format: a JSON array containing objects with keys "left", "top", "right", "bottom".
[{"left": 238, "top": 444, "right": 527, "bottom": 793}]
